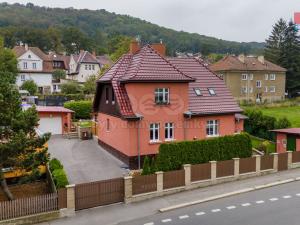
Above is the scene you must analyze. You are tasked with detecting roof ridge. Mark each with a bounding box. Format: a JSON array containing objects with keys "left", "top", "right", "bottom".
[
  {"left": 192, "top": 57, "right": 223, "bottom": 80},
  {"left": 126, "top": 45, "right": 148, "bottom": 81}
]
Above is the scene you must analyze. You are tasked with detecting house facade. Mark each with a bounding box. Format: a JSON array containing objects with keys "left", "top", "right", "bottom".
[
  {"left": 271, "top": 128, "right": 300, "bottom": 153},
  {"left": 209, "top": 55, "right": 287, "bottom": 103},
  {"left": 13, "top": 45, "right": 55, "bottom": 94},
  {"left": 93, "top": 42, "right": 245, "bottom": 168}
]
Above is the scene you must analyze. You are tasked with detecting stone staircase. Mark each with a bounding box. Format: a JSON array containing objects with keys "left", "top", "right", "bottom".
[{"left": 64, "top": 131, "right": 79, "bottom": 139}]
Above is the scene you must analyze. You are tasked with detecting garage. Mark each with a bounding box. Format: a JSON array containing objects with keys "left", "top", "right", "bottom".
[{"left": 36, "top": 106, "right": 74, "bottom": 135}]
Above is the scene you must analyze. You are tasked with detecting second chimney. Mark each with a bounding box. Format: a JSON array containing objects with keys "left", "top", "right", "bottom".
[
  {"left": 238, "top": 54, "right": 245, "bottom": 63},
  {"left": 258, "top": 55, "right": 265, "bottom": 64},
  {"left": 129, "top": 40, "right": 141, "bottom": 54},
  {"left": 25, "top": 43, "right": 29, "bottom": 51},
  {"left": 151, "top": 43, "right": 166, "bottom": 56}
]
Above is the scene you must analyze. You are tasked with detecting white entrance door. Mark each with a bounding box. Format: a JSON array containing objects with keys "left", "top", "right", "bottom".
[{"left": 39, "top": 116, "right": 62, "bottom": 135}]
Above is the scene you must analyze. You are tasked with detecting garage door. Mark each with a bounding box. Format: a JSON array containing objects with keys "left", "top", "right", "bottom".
[{"left": 39, "top": 116, "right": 62, "bottom": 135}]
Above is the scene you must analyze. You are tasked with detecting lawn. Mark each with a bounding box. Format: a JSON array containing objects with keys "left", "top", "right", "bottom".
[
  {"left": 77, "top": 120, "right": 92, "bottom": 128},
  {"left": 250, "top": 135, "right": 275, "bottom": 154},
  {"left": 243, "top": 105, "right": 300, "bottom": 127}
]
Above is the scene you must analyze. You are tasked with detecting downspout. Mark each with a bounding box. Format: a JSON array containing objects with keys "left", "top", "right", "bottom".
[
  {"left": 184, "top": 111, "right": 192, "bottom": 140},
  {"left": 136, "top": 114, "right": 143, "bottom": 170}
]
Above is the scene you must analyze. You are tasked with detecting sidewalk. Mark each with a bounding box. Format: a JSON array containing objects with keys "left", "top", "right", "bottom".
[{"left": 39, "top": 168, "right": 300, "bottom": 225}]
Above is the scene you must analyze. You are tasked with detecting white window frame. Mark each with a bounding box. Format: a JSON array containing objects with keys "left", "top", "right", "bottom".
[
  {"left": 155, "top": 88, "right": 169, "bottom": 104},
  {"left": 208, "top": 88, "right": 216, "bottom": 96},
  {"left": 23, "top": 62, "right": 27, "bottom": 69},
  {"left": 21, "top": 74, "right": 25, "bottom": 81},
  {"left": 265, "top": 74, "right": 269, "bottom": 80},
  {"left": 241, "top": 74, "right": 248, "bottom": 80},
  {"left": 165, "top": 122, "right": 174, "bottom": 141},
  {"left": 194, "top": 88, "right": 202, "bottom": 96},
  {"left": 249, "top": 87, "right": 253, "bottom": 93},
  {"left": 150, "top": 123, "right": 160, "bottom": 142},
  {"left": 32, "top": 62, "right": 37, "bottom": 69},
  {"left": 270, "top": 74, "right": 276, "bottom": 80},
  {"left": 249, "top": 74, "right": 253, "bottom": 80},
  {"left": 241, "top": 87, "right": 247, "bottom": 94},
  {"left": 206, "top": 120, "right": 219, "bottom": 137},
  {"left": 265, "top": 86, "right": 268, "bottom": 93},
  {"left": 256, "top": 80, "right": 262, "bottom": 88},
  {"left": 269, "top": 86, "right": 276, "bottom": 93},
  {"left": 85, "top": 64, "right": 88, "bottom": 70}
]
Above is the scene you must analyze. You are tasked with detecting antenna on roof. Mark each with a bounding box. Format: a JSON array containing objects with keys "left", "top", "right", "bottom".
[{"left": 160, "top": 39, "right": 163, "bottom": 44}]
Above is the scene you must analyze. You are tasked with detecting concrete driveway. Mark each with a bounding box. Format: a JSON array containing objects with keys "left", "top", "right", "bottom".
[{"left": 48, "top": 136, "right": 128, "bottom": 184}]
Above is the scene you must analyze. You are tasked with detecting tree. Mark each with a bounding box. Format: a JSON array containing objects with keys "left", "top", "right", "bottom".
[
  {"left": 83, "top": 75, "right": 97, "bottom": 94},
  {"left": 141, "top": 156, "right": 151, "bottom": 175},
  {"left": 60, "top": 81, "right": 82, "bottom": 94},
  {"left": 20, "top": 80, "right": 38, "bottom": 95},
  {"left": 0, "top": 37, "right": 50, "bottom": 200},
  {"left": 108, "top": 35, "right": 131, "bottom": 62},
  {"left": 52, "top": 69, "right": 66, "bottom": 81}
]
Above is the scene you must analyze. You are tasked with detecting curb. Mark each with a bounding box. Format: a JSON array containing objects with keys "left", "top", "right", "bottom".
[{"left": 159, "top": 177, "right": 299, "bottom": 212}]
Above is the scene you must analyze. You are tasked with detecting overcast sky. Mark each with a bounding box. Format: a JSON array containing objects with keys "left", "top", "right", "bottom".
[{"left": 3, "top": 0, "right": 300, "bottom": 42}]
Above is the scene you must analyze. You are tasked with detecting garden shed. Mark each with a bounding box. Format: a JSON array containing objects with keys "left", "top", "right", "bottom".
[{"left": 271, "top": 128, "right": 300, "bottom": 153}]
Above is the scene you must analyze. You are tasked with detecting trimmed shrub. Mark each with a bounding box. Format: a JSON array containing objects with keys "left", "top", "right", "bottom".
[
  {"left": 49, "top": 158, "right": 63, "bottom": 172},
  {"left": 155, "top": 133, "right": 252, "bottom": 172},
  {"left": 52, "top": 169, "right": 69, "bottom": 189},
  {"left": 64, "top": 100, "right": 92, "bottom": 119},
  {"left": 142, "top": 156, "right": 151, "bottom": 175}
]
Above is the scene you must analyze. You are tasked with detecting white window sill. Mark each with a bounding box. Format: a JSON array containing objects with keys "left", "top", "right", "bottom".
[
  {"left": 149, "top": 140, "right": 162, "bottom": 144},
  {"left": 165, "top": 138, "right": 176, "bottom": 142},
  {"left": 206, "top": 135, "right": 219, "bottom": 138}
]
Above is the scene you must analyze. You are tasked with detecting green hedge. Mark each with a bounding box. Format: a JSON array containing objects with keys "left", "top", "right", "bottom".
[
  {"left": 49, "top": 158, "right": 69, "bottom": 189},
  {"left": 64, "top": 100, "right": 92, "bottom": 119},
  {"left": 49, "top": 158, "right": 63, "bottom": 172},
  {"left": 155, "top": 133, "right": 252, "bottom": 172}
]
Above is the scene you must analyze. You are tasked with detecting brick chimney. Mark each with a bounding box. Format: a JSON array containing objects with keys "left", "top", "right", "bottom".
[
  {"left": 151, "top": 42, "right": 166, "bottom": 56},
  {"left": 258, "top": 55, "right": 265, "bottom": 64},
  {"left": 92, "top": 50, "right": 96, "bottom": 57},
  {"left": 129, "top": 40, "right": 141, "bottom": 54},
  {"left": 238, "top": 54, "right": 245, "bottom": 63}
]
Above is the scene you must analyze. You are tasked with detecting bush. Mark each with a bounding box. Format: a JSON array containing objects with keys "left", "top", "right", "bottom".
[
  {"left": 154, "top": 133, "right": 252, "bottom": 172},
  {"left": 142, "top": 156, "right": 151, "bottom": 175},
  {"left": 61, "top": 81, "right": 82, "bottom": 94},
  {"left": 64, "top": 100, "right": 92, "bottom": 119},
  {"left": 49, "top": 158, "right": 63, "bottom": 172},
  {"left": 20, "top": 80, "right": 38, "bottom": 95},
  {"left": 52, "top": 169, "right": 69, "bottom": 189}
]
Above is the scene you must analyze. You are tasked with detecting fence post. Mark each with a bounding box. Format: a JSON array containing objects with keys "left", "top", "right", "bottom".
[
  {"left": 254, "top": 155, "right": 261, "bottom": 174},
  {"left": 60, "top": 184, "right": 75, "bottom": 217},
  {"left": 271, "top": 153, "right": 278, "bottom": 172},
  {"left": 124, "top": 176, "right": 133, "bottom": 203},
  {"left": 287, "top": 151, "right": 293, "bottom": 169},
  {"left": 183, "top": 164, "right": 191, "bottom": 187},
  {"left": 210, "top": 161, "right": 217, "bottom": 183},
  {"left": 233, "top": 158, "right": 240, "bottom": 178},
  {"left": 156, "top": 171, "right": 164, "bottom": 192}
]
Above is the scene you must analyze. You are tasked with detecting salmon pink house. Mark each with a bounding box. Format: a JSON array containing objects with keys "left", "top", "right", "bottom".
[{"left": 93, "top": 42, "right": 245, "bottom": 168}]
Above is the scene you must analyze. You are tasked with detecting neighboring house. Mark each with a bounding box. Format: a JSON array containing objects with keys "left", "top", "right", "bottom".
[
  {"left": 93, "top": 41, "right": 245, "bottom": 168},
  {"left": 271, "top": 128, "right": 300, "bottom": 153},
  {"left": 68, "top": 50, "right": 111, "bottom": 83},
  {"left": 209, "top": 55, "right": 287, "bottom": 103},
  {"left": 13, "top": 44, "right": 55, "bottom": 94}
]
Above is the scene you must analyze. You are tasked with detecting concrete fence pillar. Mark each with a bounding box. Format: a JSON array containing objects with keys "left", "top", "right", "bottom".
[
  {"left": 254, "top": 155, "right": 261, "bottom": 174},
  {"left": 210, "top": 161, "right": 217, "bottom": 183},
  {"left": 233, "top": 158, "right": 240, "bottom": 178},
  {"left": 287, "top": 151, "right": 293, "bottom": 169},
  {"left": 155, "top": 171, "right": 164, "bottom": 192},
  {"left": 59, "top": 184, "right": 76, "bottom": 217},
  {"left": 183, "top": 164, "right": 191, "bottom": 187},
  {"left": 271, "top": 153, "right": 279, "bottom": 172},
  {"left": 124, "top": 176, "right": 133, "bottom": 203}
]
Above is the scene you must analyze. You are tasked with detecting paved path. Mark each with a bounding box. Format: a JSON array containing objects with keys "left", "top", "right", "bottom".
[
  {"left": 120, "top": 180, "right": 300, "bottom": 225},
  {"left": 48, "top": 136, "right": 128, "bottom": 184},
  {"left": 38, "top": 168, "right": 300, "bottom": 225}
]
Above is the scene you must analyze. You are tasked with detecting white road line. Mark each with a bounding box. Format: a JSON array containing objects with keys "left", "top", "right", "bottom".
[
  {"left": 211, "top": 209, "right": 221, "bottom": 213},
  {"left": 161, "top": 219, "right": 172, "bottom": 223},
  {"left": 256, "top": 200, "right": 265, "bottom": 204},
  {"left": 269, "top": 198, "right": 279, "bottom": 201},
  {"left": 296, "top": 193, "right": 300, "bottom": 196},
  {"left": 227, "top": 206, "right": 236, "bottom": 210},
  {"left": 179, "top": 215, "right": 189, "bottom": 219},
  {"left": 144, "top": 223, "right": 154, "bottom": 225},
  {"left": 241, "top": 203, "right": 251, "bottom": 207},
  {"left": 195, "top": 212, "right": 206, "bottom": 216},
  {"left": 283, "top": 195, "right": 292, "bottom": 199}
]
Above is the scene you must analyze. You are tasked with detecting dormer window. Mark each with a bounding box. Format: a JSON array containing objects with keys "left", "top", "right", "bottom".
[
  {"left": 155, "top": 88, "right": 169, "bottom": 104},
  {"left": 28, "top": 55, "right": 31, "bottom": 59},
  {"left": 194, "top": 88, "right": 202, "bottom": 96},
  {"left": 208, "top": 88, "right": 216, "bottom": 96}
]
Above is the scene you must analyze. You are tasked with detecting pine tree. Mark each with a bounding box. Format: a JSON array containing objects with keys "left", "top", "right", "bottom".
[
  {"left": 264, "top": 18, "right": 287, "bottom": 64},
  {"left": 0, "top": 37, "right": 50, "bottom": 200}
]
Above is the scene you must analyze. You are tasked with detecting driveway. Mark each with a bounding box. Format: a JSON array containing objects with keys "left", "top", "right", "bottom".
[{"left": 48, "top": 136, "right": 128, "bottom": 184}]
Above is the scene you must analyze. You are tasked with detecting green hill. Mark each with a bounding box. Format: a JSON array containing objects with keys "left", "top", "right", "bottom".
[{"left": 0, "top": 2, "right": 264, "bottom": 55}]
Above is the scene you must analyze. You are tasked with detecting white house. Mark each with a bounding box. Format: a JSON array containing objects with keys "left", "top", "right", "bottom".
[{"left": 13, "top": 44, "right": 55, "bottom": 94}]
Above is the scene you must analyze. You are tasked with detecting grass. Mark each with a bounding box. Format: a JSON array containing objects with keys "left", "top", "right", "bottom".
[
  {"left": 243, "top": 105, "right": 300, "bottom": 127},
  {"left": 78, "top": 120, "right": 92, "bottom": 128},
  {"left": 250, "top": 135, "right": 275, "bottom": 154}
]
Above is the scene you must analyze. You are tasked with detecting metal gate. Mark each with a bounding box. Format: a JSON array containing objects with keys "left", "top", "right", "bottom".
[
  {"left": 278, "top": 152, "right": 288, "bottom": 171},
  {"left": 75, "top": 178, "right": 124, "bottom": 210}
]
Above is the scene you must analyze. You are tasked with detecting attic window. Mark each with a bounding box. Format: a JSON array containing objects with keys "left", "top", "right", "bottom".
[
  {"left": 194, "top": 88, "right": 202, "bottom": 96},
  {"left": 28, "top": 55, "right": 31, "bottom": 59},
  {"left": 208, "top": 88, "right": 216, "bottom": 96}
]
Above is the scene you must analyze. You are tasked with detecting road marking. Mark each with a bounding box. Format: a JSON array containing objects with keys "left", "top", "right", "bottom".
[
  {"left": 144, "top": 223, "right": 154, "bottom": 225},
  {"left": 241, "top": 203, "right": 251, "bottom": 207},
  {"left": 195, "top": 212, "right": 206, "bottom": 216},
  {"left": 161, "top": 219, "right": 172, "bottom": 223},
  {"left": 283, "top": 195, "right": 292, "bottom": 199},
  {"left": 211, "top": 209, "right": 221, "bottom": 213},
  {"left": 269, "top": 198, "right": 278, "bottom": 201},
  {"left": 296, "top": 193, "right": 300, "bottom": 196},
  {"left": 256, "top": 200, "right": 264, "bottom": 204},
  {"left": 179, "top": 215, "right": 189, "bottom": 219},
  {"left": 227, "top": 205, "right": 236, "bottom": 210}
]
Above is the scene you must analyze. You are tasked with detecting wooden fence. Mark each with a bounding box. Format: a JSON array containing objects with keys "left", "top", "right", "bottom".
[
  {"left": 163, "top": 170, "right": 185, "bottom": 190},
  {"left": 292, "top": 151, "right": 300, "bottom": 163},
  {"left": 260, "top": 155, "right": 273, "bottom": 170},
  {"left": 239, "top": 157, "right": 256, "bottom": 174},
  {"left": 191, "top": 163, "right": 211, "bottom": 182},
  {"left": 0, "top": 193, "right": 58, "bottom": 221},
  {"left": 278, "top": 152, "right": 288, "bottom": 171},
  {"left": 57, "top": 188, "right": 67, "bottom": 209},
  {"left": 132, "top": 174, "right": 157, "bottom": 195},
  {"left": 216, "top": 160, "right": 234, "bottom": 178}
]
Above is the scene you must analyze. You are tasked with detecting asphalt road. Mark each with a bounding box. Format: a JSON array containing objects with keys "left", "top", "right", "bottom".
[{"left": 119, "top": 181, "right": 300, "bottom": 225}]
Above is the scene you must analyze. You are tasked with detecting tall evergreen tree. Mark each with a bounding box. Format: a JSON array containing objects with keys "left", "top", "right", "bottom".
[{"left": 0, "top": 37, "right": 50, "bottom": 200}]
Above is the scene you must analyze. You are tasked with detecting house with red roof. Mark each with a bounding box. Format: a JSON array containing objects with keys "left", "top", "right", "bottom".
[
  {"left": 271, "top": 128, "right": 300, "bottom": 153},
  {"left": 93, "top": 41, "right": 245, "bottom": 168}
]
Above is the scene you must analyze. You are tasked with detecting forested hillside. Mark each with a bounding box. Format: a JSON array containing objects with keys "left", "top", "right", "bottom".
[{"left": 0, "top": 2, "right": 264, "bottom": 56}]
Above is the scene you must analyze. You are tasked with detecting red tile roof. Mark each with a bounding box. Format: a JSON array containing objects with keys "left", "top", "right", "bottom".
[
  {"left": 36, "top": 106, "right": 74, "bottom": 113},
  {"left": 168, "top": 57, "right": 242, "bottom": 115},
  {"left": 271, "top": 128, "right": 300, "bottom": 135}
]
